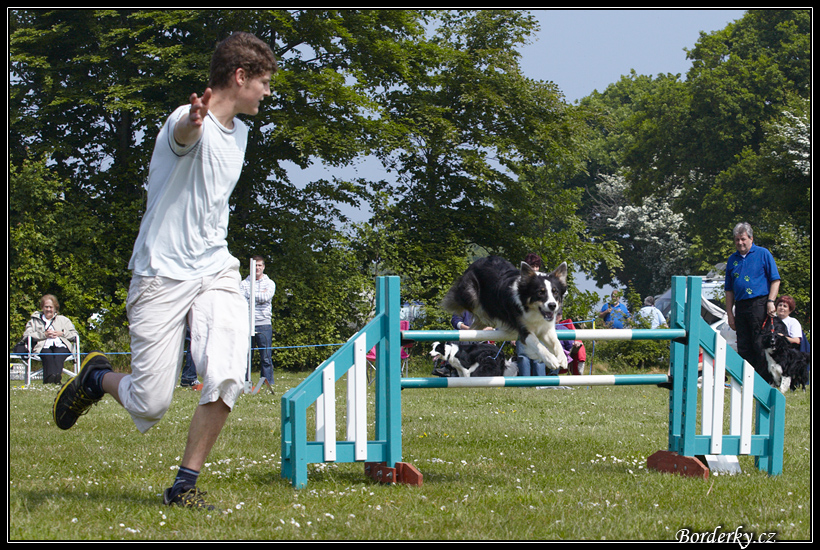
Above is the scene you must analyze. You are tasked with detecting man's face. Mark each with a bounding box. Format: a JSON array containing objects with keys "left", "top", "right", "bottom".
[
  {"left": 255, "top": 261, "right": 265, "bottom": 279},
  {"left": 236, "top": 70, "right": 272, "bottom": 116},
  {"left": 734, "top": 232, "right": 753, "bottom": 255}
]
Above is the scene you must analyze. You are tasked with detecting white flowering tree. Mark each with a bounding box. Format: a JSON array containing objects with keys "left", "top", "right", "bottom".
[{"left": 592, "top": 173, "right": 694, "bottom": 295}]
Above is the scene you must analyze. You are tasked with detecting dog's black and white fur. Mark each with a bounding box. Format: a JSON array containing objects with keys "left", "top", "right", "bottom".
[
  {"left": 441, "top": 255, "right": 568, "bottom": 373},
  {"left": 762, "top": 323, "right": 810, "bottom": 393},
  {"left": 430, "top": 341, "right": 518, "bottom": 378}
]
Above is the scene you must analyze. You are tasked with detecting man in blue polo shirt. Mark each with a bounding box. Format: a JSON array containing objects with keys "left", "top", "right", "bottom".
[
  {"left": 724, "top": 222, "right": 780, "bottom": 383},
  {"left": 599, "top": 290, "right": 630, "bottom": 329}
]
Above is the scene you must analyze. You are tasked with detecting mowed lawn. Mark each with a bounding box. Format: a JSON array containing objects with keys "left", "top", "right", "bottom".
[{"left": 8, "top": 364, "right": 811, "bottom": 541}]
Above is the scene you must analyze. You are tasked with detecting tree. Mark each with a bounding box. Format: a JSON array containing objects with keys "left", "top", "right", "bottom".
[
  {"left": 575, "top": 10, "right": 810, "bottom": 314},
  {"left": 372, "top": 10, "right": 609, "bottom": 305},
  {"left": 572, "top": 71, "right": 688, "bottom": 294},
  {"left": 9, "top": 9, "right": 435, "bottom": 366},
  {"left": 588, "top": 173, "right": 693, "bottom": 296},
  {"left": 9, "top": 154, "right": 129, "bottom": 352},
  {"left": 624, "top": 10, "right": 810, "bottom": 262}
]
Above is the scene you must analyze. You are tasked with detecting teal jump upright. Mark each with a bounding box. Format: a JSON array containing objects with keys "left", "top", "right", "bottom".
[
  {"left": 280, "top": 276, "right": 408, "bottom": 489},
  {"left": 664, "top": 276, "right": 785, "bottom": 476},
  {"left": 280, "top": 275, "right": 785, "bottom": 489}
]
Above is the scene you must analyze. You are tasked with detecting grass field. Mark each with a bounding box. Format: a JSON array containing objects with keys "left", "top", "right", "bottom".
[{"left": 8, "top": 359, "right": 812, "bottom": 541}]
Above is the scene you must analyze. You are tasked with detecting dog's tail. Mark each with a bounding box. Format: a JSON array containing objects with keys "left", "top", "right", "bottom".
[
  {"left": 440, "top": 288, "right": 463, "bottom": 315},
  {"left": 440, "top": 271, "right": 479, "bottom": 315}
]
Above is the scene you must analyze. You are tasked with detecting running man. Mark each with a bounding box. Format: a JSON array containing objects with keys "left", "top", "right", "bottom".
[{"left": 53, "top": 32, "right": 278, "bottom": 510}]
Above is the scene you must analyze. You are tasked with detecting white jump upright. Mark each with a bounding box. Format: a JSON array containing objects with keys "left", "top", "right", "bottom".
[
  {"left": 245, "top": 257, "right": 256, "bottom": 394},
  {"left": 280, "top": 275, "right": 786, "bottom": 489}
]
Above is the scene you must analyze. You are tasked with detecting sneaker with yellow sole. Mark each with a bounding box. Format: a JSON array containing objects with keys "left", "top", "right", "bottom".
[
  {"left": 52, "top": 352, "right": 112, "bottom": 430},
  {"left": 163, "top": 484, "right": 219, "bottom": 511}
]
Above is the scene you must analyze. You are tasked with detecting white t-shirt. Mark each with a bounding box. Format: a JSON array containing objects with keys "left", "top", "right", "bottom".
[
  {"left": 240, "top": 274, "right": 276, "bottom": 325},
  {"left": 781, "top": 316, "right": 802, "bottom": 340},
  {"left": 129, "top": 105, "right": 248, "bottom": 280},
  {"left": 638, "top": 305, "right": 666, "bottom": 329}
]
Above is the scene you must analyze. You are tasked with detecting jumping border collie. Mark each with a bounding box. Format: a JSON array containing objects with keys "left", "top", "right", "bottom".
[
  {"left": 430, "top": 341, "right": 518, "bottom": 378},
  {"left": 762, "top": 330, "right": 810, "bottom": 393},
  {"left": 441, "top": 255, "right": 568, "bottom": 373}
]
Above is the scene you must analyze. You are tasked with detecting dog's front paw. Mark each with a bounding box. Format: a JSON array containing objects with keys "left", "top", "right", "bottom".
[
  {"left": 541, "top": 350, "right": 567, "bottom": 373},
  {"left": 558, "top": 352, "right": 568, "bottom": 370}
]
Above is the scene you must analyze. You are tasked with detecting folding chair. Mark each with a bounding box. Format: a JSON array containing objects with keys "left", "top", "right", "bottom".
[
  {"left": 366, "top": 320, "right": 413, "bottom": 384},
  {"left": 9, "top": 334, "right": 81, "bottom": 386}
]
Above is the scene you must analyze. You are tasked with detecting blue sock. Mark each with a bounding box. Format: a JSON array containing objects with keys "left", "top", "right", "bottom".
[
  {"left": 85, "top": 368, "right": 111, "bottom": 399},
  {"left": 172, "top": 467, "right": 200, "bottom": 493}
]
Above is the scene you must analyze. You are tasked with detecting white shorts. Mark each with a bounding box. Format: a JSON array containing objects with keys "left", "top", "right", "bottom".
[{"left": 121, "top": 263, "right": 249, "bottom": 433}]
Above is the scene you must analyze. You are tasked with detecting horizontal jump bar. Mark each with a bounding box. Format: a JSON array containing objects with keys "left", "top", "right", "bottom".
[
  {"left": 401, "top": 374, "right": 671, "bottom": 389},
  {"left": 402, "top": 329, "right": 686, "bottom": 342}
]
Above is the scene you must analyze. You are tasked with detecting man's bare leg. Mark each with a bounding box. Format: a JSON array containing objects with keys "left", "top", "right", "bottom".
[{"left": 180, "top": 399, "right": 230, "bottom": 471}]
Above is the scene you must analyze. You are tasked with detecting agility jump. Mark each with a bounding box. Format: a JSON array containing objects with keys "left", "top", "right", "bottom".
[{"left": 280, "top": 276, "right": 785, "bottom": 489}]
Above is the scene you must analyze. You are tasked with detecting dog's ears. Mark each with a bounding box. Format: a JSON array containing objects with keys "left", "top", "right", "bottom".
[
  {"left": 550, "top": 262, "right": 568, "bottom": 285},
  {"left": 520, "top": 261, "right": 569, "bottom": 285},
  {"left": 520, "top": 261, "right": 536, "bottom": 277}
]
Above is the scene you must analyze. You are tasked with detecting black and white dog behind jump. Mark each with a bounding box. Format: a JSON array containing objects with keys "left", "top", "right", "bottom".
[
  {"left": 762, "top": 322, "right": 811, "bottom": 393},
  {"left": 441, "top": 255, "right": 569, "bottom": 373},
  {"left": 429, "top": 341, "right": 518, "bottom": 378}
]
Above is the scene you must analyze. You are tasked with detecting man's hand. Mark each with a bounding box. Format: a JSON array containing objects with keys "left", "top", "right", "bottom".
[
  {"left": 174, "top": 88, "right": 212, "bottom": 146},
  {"left": 187, "top": 89, "right": 212, "bottom": 126}
]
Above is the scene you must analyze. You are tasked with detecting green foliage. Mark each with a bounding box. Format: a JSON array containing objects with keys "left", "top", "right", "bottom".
[
  {"left": 595, "top": 333, "right": 670, "bottom": 374},
  {"left": 8, "top": 153, "right": 128, "bottom": 354},
  {"left": 9, "top": 155, "right": 66, "bottom": 345}
]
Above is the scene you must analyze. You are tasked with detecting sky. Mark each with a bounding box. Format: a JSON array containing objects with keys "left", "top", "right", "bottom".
[{"left": 520, "top": 9, "right": 747, "bottom": 102}]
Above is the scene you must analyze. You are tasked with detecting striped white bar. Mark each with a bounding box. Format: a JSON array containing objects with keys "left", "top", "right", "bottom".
[
  {"left": 709, "top": 336, "right": 727, "bottom": 454},
  {"left": 446, "top": 329, "right": 657, "bottom": 342},
  {"left": 246, "top": 258, "right": 257, "bottom": 391},
  {"left": 739, "top": 361, "right": 755, "bottom": 454},
  {"left": 404, "top": 328, "right": 685, "bottom": 343},
  {"left": 446, "top": 376, "right": 509, "bottom": 387},
  {"left": 701, "top": 350, "right": 714, "bottom": 438},
  {"left": 572, "top": 329, "right": 634, "bottom": 341},
  {"left": 407, "top": 374, "right": 668, "bottom": 388},
  {"left": 321, "top": 362, "right": 336, "bottom": 462},
  {"left": 455, "top": 329, "right": 639, "bottom": 342},
  {"left": 347, "top": 334, "right": 368, "bottom": 461},
  {"left": 455, "top": 329, "right": 517, "bottom": 342}
]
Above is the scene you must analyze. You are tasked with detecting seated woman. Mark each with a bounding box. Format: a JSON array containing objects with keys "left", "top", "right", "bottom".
[
  {"left": 774, "top": 295, "right": 802, "bottom": 347},
  {"left": 23, "top": 294, "right": 78, "bottom": 385},
  {"left": 559, "top": 318, "right": 587, "bottom": 375}
]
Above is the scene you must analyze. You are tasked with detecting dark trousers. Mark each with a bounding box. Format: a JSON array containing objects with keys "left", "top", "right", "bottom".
[
  {"left": 181, "top": 329, "right": 198, "bottom": 385},
  {"left": 734, "top": 296, "right": 772, "bottom": 384},
  {"left": 251, "top": 325, "right": 274, "bottom": 382},
  {"left": 40, "top": 344, "right": 71, "bottom": 384}
]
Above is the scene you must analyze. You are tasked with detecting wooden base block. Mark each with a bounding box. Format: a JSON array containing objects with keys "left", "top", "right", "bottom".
[
  {"left": 647, "top": 451, "right": 710, "bottom": 479},
  {"left": 365, "top": 462, "right": 423, "bottom": 486}
]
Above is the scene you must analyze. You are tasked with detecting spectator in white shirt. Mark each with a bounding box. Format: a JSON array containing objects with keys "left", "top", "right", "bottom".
[{"left": 241, "top": 255, "right": 276, "bottom": 384}]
